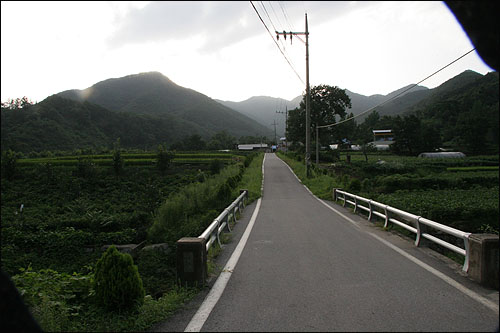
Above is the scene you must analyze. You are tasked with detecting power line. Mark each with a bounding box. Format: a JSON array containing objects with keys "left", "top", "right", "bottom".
[
  {"left": 317, "top": 48, "right": 477, "bottom": 129},
  {"left": 250, "top": 1, "right": 305, "bottom": 85},
  {"left": 278, "top": 1, "right": 294, "bottom": 31}
]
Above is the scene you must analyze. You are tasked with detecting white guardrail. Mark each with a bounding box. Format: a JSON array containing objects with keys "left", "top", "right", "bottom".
[
  {"left": 199, "top": 190, "right": 249, "bottom": 253},
  {"left": 334, "top": 189, "right": 472, "bottom": 272}
]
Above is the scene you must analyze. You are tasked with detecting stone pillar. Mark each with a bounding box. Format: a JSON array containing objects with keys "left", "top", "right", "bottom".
[
  {"left": 467, "top": 234, "right": 499, "bottom": 289},
  {"left": 176, "top": 237, "right": 207, "bottom": 288}
]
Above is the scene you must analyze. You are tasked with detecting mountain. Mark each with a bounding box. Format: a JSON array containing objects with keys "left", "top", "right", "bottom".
[
  {"left": 1, "top": 96, "right": 194, "bottom": 152},
  {"left": 57, "top": 72, "right": 273, "bottom": 140},
  {"left": 216, "top": 96, "right": 301, "bottom": 137},
  {"left": 218, "top": 84, "right": 429, "bottom": 133}
]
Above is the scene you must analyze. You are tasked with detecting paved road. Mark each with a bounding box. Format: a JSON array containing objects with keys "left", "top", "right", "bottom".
[{"left": 156, "top": 153, "right": 499, "bottom": 332}]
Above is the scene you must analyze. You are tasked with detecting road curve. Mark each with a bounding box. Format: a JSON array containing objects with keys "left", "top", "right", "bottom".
[{"left": 195, "top": 153, "right": 498, "bottom": 332}]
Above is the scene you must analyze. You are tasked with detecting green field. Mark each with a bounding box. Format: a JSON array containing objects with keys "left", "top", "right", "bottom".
[
  {"left": 279, "top": 151, "right": 499, "bottom": 235},
  {"left": 1, "top": 150, "right": 263, "bottom": 331}
]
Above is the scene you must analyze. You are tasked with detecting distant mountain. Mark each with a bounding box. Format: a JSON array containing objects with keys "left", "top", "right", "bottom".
[
  {"left": 219, "top": 84, "right": 430, "bottom": 132},
  {"left": 216, "top": 96, "right": 301, "bottom": 137},
  {"left": 57, "top": 72, "right": 273, "bottom": 140}
]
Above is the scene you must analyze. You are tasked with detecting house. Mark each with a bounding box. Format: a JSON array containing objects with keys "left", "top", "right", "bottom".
[
  {"left": 372, "top": 129, "right": 394, "bottom": 142},
  {"left": 370, "top": 129, "right": 395, "bottom": 150}
]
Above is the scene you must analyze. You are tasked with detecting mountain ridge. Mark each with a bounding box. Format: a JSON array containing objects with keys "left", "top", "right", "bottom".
[{"left": 57, "top": 71, "right": 274, "bottom": 140}]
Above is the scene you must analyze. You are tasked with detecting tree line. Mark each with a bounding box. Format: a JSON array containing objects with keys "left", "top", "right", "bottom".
[{"left": 286, "top": 80, "right": 499, "bottom": 156}]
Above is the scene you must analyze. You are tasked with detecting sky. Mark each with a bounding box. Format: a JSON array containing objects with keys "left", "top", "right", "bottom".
[{"left": 1, "top": 1, "right": 495, "bottom": 105}]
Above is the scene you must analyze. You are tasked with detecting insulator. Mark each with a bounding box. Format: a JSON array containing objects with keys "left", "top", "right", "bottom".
[{"left": 283, "top": 30, "right": 286, "bottom": 40}]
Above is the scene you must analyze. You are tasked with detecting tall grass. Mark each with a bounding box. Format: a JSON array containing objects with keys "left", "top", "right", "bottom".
[{"left": 147, "top": 153, "right": 264, "bottom": 244}]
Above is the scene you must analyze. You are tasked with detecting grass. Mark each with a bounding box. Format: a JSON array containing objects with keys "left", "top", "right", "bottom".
[{"left": 277, "top": 152, "right": 341, "bottom": 200}]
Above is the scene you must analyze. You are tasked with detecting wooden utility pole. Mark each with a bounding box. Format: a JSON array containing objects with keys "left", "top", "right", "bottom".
[
  {"left": 270, "top": 119, "right": 278, "bottom": 149},
  {"left": 276, "top": 106, "right": 288, "bottom": 152},
  {"left": 276, "top": 13, "right": 310, "bottom": 176}
]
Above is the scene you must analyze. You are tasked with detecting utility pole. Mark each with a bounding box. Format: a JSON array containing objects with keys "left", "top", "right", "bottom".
[
  {"left": 316, "top": 126, "right": 319, "bottom": 166},
  {"left": 270, "top": 119, "right": 278, "bottom": 149},
  {"left": 276, "top": 13, "right": 310, "bottom": 176},
  {"left": 276, "top": 106, "right": 288, "bottom": 152}
]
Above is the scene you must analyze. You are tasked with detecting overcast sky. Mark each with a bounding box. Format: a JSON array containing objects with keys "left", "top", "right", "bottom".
[{"left": 1, "top": 1, "right": 494, "bottom": 105}]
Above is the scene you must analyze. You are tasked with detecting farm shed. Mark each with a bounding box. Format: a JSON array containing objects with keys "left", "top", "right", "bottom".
[
  {"left": 418, "top": 152, "right": 466, "bottom": 158},
  {"left": 237, "top": 143, "right": 268, "bottom": 151}
]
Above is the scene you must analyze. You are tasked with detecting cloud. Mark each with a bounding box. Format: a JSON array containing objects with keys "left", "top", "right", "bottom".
[
  {"left": 106, "top": 1, "right": 377, "bottom": 53},
  {"left": 107, "top": 2, "right": 258, "bottom": 52}
]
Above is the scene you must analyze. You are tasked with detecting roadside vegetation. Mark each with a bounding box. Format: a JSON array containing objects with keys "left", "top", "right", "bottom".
[{"left": 1, "top": 149, "right": 263, "bottom": 331}]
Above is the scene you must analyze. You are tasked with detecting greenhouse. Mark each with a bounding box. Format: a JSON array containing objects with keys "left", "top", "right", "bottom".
[{"left": 418, "top": 152, "right": 466, "bottom": 158}]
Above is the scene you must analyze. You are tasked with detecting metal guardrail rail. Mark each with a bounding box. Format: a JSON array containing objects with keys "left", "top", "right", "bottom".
[
  {"left": 334, "top": 189, "right": 472, "bottom": 272},
  {"left": 199, "top": 190, "right": 249, "bottom": 253}
]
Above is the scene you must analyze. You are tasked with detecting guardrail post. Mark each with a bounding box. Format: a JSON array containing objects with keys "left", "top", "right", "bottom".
[
  {"left": 240, "top": 189, "right": 248, "bottom": 208},
  {"left": 353, "top": 196, "right": 358, "bottom": 213},
  {"left": 224, "top": 209, "right": 232, "bottom": 232},
  {"left": 415, "top": 217, "right": 426, "bottom": 247},
  {"left": 383, "top": 206, "right": 389, "bottom": 228},
  {"left": 176, "top": 237, "right": 207, "bottom": 288},
  {"left": 467, "top": 234, "right": 499, "bottom": 289},
  {"left": 368, "top": 200, "right": 373, "bottom": 221},
  {"left": 333, "top": 188, "right": 340, "bottom": 201},
  {"left": 215, "top": 218, "right": 222, "bottom": 247}
]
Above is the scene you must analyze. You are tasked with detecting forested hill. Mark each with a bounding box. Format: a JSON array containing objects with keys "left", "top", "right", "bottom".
[
  {"left": 57, "top": 71, "right": 273, "bottom": 139},
  {"left": 1, "top": 96, "right": 203, "bottom": 152},
  {"left": 408, "top": 70, "right": 499, "bottom": 153}
]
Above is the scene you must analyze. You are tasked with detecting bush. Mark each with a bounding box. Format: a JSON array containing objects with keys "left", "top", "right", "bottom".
[
  {"left": 94, "top": 246, "right": 145, "bottom": 311},
  {"left": 347, "top": 178, "right": 361, "bottom": 192},
  {"left": 209, "top": 159, "right": 223, "bottom": 175},
  {"left": 1, "top": 149, "right": 19, "bottom": 180}
]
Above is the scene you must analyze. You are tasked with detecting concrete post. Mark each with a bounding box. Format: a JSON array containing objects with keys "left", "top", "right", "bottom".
[
  {"left": 467, "top": 234, "right": 499, "bottom": 289},
  {"left": 176, "top": 237, "right": 207, "bottom": 288},
  {"left": 333, "top": 188, "right": 340, "bottom": 201}
]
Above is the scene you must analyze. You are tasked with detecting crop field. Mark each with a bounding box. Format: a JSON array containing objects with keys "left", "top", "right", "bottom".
[
  {"left": 280, "top": 151, "right": 499, "bottom": 235},
  {"left": 1, "top": 150, "right": 262, "bottom": 331}
]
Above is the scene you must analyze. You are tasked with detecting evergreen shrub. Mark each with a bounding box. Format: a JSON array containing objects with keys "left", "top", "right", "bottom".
[{"left": 94, "top": 245, "right": 145, "bottom": 311}]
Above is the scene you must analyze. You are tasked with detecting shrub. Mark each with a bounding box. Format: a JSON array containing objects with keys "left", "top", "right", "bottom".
[
  {"left": 347, "top": 178, "right": 361, "bottom": 192},
  {"left": 1, "top": 149, "right": 19, "bottom": 180},
  {"left": 209, "top": 159, "right": 223, "bottom": 175},
  {"left": 94, "top": 245, "right": 145, "bottom": 311},
  {"left": 75, "top": 157, "right": 96, "bottom": 178}
]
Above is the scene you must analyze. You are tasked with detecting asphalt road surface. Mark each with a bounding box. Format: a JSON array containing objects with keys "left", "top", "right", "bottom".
[{"left": 156, "top": 153, "right": 499, "bottom": 332}]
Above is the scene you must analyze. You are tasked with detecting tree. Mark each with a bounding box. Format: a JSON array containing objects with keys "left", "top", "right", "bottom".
[
  {"left": 156, "top": 144, "right": 174, "bottom": 174},
  {"left": 112, "top": 138, "right": 124, "bottom": 176},
  {"left": 207, "top": 131, "right": 236, "bottom": 150},
  {"left": 1, "top": 96, "right": 34, "bottom": 110},
  {"left": 287, "top": 85, "right": 352, "bottom": 148},
  {"left": 455, "top": 100, "right": 490, "bottom": 154},
  {"left": 182, "top": 134, "right": 207, "bottom": 151},
  {"left": 391, "top": 115, "right": 441, "bottom": 155}
]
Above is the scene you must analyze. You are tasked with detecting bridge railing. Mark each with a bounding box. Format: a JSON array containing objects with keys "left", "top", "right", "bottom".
[
  {"left": 199, "top": 189, "right": 249, "bottom": 252},
  {"left": 176, "top": 189, "right": 249, "bottom": 287},
  {"left": 334, "top": 189, "right": 471, "bottom": 272}
]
